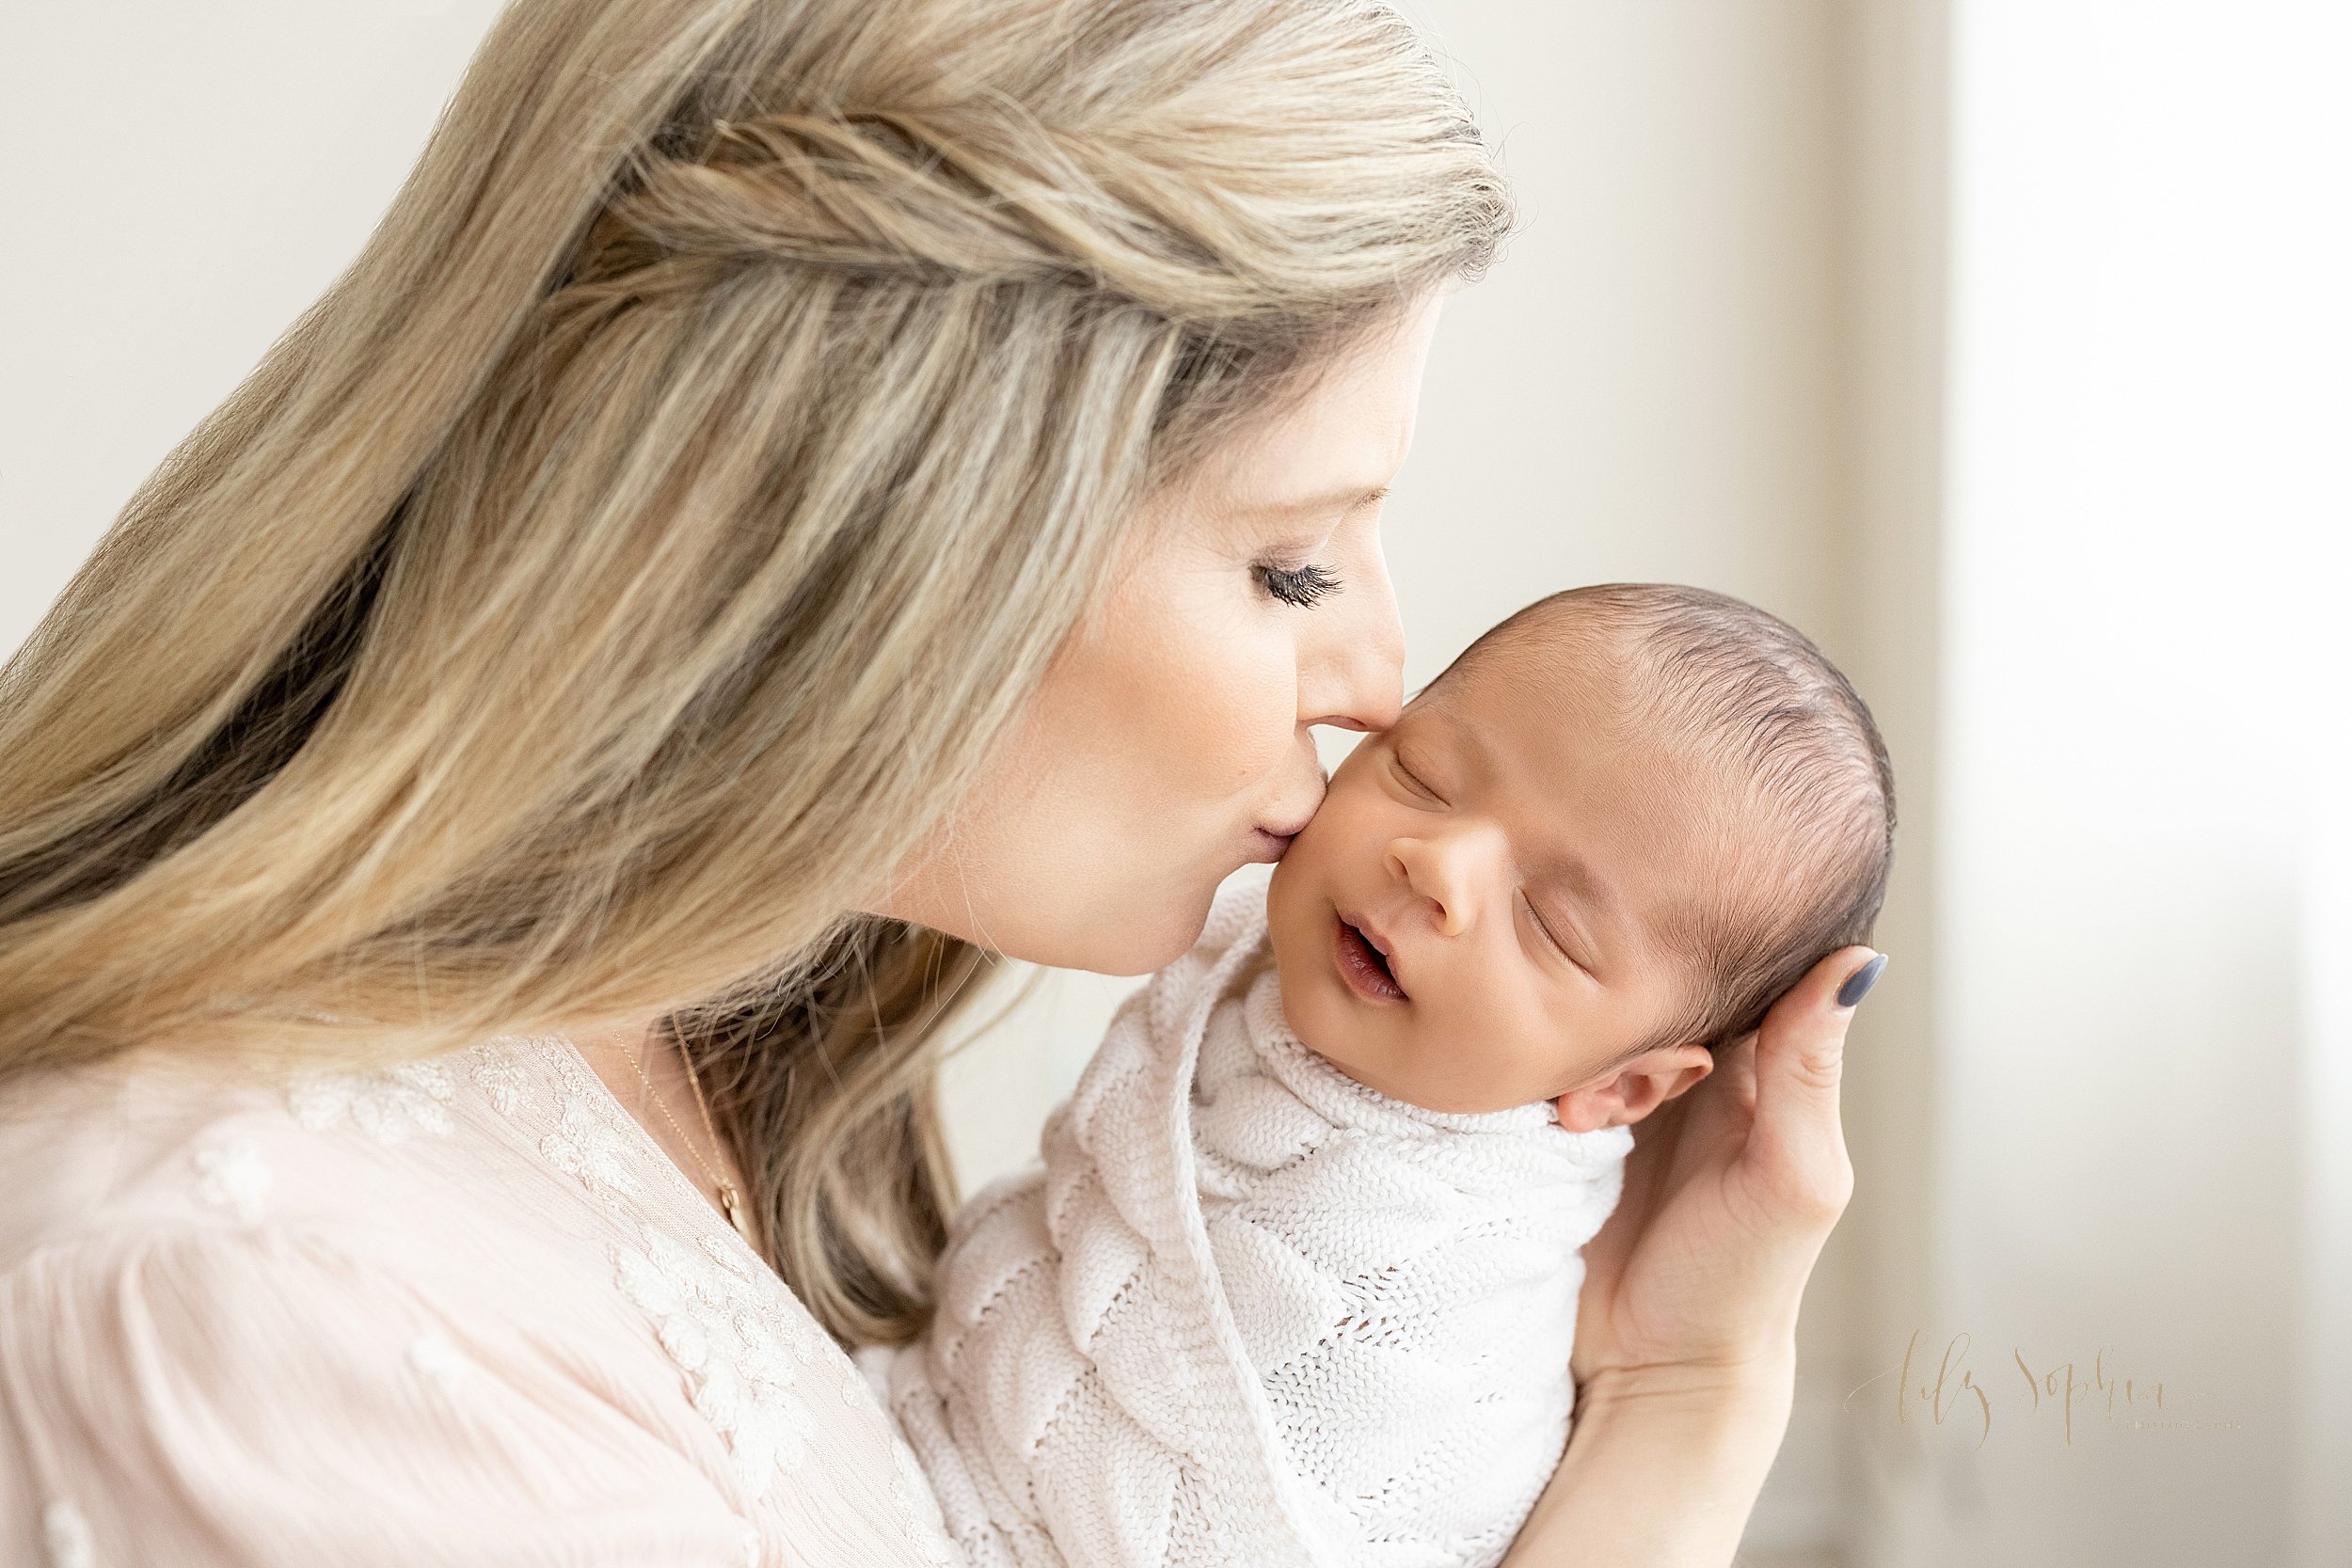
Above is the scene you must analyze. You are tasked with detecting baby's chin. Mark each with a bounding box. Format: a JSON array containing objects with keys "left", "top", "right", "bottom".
[
  {"left": 1299, "top": 1029, "right": 1561, "bottom": 1116},
  {"left": 1268, "top": 953, "right": 1575, "bottom": 1116}
]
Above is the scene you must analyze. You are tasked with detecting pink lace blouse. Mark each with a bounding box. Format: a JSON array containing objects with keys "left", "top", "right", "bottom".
[{"left": 0, "top": 1035, "right": 959, "bottom": 1567}]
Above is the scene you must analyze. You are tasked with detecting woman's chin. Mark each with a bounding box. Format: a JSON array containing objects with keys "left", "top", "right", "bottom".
[{"left": 1052, "top": 884, "right": 1220, "bottom": 976}]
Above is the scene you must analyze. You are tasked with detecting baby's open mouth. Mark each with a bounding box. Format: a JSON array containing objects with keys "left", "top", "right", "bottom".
[{"left": 1334, "top": 914, "right": 1407, "bottom": 1003}]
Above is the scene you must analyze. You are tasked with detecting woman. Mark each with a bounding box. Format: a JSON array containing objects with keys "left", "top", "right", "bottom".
[{"left": 0, "top": 0, "right": 1874, "bottom": 1562}]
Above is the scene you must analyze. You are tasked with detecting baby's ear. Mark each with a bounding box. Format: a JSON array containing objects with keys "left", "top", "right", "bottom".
[{"left": 1553, "top": 1043, "right": 1714, "bottom": 1132}]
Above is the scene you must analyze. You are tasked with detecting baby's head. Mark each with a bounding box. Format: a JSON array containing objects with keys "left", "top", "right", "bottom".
[{"left": 1266, "top": 583, "right": 1893, "bottom": 1126}]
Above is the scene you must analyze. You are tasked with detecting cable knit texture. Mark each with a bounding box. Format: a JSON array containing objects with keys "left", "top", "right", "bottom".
[{"left": 890, "top": 878, "right": 1633, "bottom": 1568}]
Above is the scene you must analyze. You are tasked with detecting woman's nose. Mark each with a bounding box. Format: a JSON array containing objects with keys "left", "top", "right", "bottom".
[{"left": 1299, "top": 545, "right": 1405, "bottom": 734}]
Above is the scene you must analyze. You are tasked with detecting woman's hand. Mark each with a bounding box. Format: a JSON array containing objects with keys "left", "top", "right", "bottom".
[
  {"left": 1569, "top": 945, "right": 1883, "bottom": 1402},
  {"left": 1499, "top": 948, "right": 1883, "bottom": 1567},
  {"left": 1505, "top": 944, "right": 1872, "bottom": 1568}
]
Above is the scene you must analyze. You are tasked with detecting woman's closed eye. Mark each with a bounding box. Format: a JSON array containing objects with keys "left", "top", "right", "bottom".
[{"left": 1253, "top": 561, "right": 1342, "bottom": 609}]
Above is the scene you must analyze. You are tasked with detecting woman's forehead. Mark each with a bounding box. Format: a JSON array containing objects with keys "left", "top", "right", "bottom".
[{"left": 1193, "top": 293, "right": 1446, "bottom": 507}]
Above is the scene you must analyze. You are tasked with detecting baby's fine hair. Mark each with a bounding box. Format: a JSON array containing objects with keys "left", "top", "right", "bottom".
[{"left": 1440, "top": 583, "right": 1896, "bottom": 1053}]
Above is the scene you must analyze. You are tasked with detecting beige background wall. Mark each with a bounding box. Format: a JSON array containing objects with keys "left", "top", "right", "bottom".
[
  {"left": 6, "top": 5, "right": 2344, "bottom": 1566},
  {"left": 1895, "top": 5, "right": 2349, "bottom": 1564}
]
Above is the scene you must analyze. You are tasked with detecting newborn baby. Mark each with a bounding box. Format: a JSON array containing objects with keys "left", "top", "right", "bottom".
[{"left": 887, "top": 583, "right": 1895, "bottom": 1568}]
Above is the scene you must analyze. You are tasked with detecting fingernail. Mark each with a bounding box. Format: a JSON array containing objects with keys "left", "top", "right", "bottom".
[{"left": 1836, "top": 953, "right": 1887, "bottom": 1009}]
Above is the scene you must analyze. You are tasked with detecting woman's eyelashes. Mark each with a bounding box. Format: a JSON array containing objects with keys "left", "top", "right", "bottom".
[{"left": 1253, "top": 561, "right": 1342, "bottom": 609}]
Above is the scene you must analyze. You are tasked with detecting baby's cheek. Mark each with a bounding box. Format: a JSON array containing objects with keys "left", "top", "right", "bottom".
[
  {"left": 1470, "top": 986, "right": 1578, "bottom": 1101},
  {"left": 1275, "top": 799, "right": 1349, "bottom": 892},
  {"left": 1299, "top": 762, "right": 1391, "bottom": 859}
]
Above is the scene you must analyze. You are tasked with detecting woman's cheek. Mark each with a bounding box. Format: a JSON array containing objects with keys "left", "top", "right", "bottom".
[
  {"left": 1102, "top": 563, "right": 1280, "bottom": 793},
  {"left": 1191, "top": 620, "right": 1302, "bottom": 793}
]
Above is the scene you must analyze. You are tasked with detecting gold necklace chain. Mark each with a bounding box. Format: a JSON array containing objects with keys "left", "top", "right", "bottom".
[{"left": 629, "top": 1028, "right": 754, "bottom": 1246}]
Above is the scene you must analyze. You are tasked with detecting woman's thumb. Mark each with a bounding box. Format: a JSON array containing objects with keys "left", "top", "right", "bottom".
[
  {"left": 1747, "top": 947, "right": 1881, "bottom": 1222},
  {"left": 1757, "top": 947, "right": 1883, "bottom": 1102}
]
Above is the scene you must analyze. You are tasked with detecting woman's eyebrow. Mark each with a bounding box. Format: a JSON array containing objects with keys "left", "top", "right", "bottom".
[{"left": 1238, "top": 483, "right": 1391, "bottom": 521}]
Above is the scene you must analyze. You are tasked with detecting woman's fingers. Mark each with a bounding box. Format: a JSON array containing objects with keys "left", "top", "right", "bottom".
[
  {"left": 1749, "top": 945, "right": 1882, "bottom": 1221},
  {"left": 1571, "top": 948, "right": 1887, "bottom": 1385}
]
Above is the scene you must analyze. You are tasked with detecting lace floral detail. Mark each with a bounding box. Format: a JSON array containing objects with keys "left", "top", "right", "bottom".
[
  {"left": 192, "top": 1139, "right": 272, "bottom": 1224},
  {"left": 469, "top": 1049, "right": 530, "bottom": 1117},
  {"left": 613, "top": 1224, "right": 829, "bottom": 1497},
  {"left": 287, "top": 1061, "right": 455, "bottom": 1143},
  {"left": 42, "top": 1499, "right": 94, "bottom": 1568},
  {"left": 541, "top": 1096, "right": 643, "bottom": 1204},
  {"left": 465, "top": 1035, "right": 645, "bottom": 1206}
]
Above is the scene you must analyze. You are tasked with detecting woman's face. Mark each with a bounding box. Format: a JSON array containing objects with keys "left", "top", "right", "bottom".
[{"left": 878, "top": 292, "right": 1445, "bottom": 974}]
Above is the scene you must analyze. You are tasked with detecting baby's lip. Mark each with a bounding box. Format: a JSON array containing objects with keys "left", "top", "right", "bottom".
[
  {"left": 1334, "top": 907, "right": 1409, "bottom": 1002},
  {"left": 1344, "top": 910, "right": 1396, "bottom": 958}
]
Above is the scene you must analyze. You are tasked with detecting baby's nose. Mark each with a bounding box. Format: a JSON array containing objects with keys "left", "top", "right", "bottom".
[{"left": 1386, "top": 836, "right": 1478, "bottom": 937}]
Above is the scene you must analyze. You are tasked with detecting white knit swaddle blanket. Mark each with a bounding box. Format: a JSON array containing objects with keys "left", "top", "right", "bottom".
[{"left": 889, "top": 881, "right": 1634, "bottom": 1568}]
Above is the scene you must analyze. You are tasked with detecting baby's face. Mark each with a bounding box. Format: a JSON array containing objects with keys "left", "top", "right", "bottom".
[{"left": 1267, "top": 654, "right": 1720, "bottom": 1115}]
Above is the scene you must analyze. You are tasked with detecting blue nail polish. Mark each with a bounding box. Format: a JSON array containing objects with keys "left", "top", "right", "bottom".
[{"left": 1836, "top": 954, "right": 1887, "bottom": 1008}]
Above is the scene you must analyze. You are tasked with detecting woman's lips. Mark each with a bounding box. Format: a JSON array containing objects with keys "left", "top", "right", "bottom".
[
  {"left": 1247, "top": 813, "right": 1317, "bottom": 863},
  {"left": 1333, "top": 911, "right": 1407, "bottom": 1003}
]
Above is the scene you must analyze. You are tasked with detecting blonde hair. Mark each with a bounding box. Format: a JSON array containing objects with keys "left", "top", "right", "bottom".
[{"left": 0, "top": 0, "right": 1508, "bottom": 1342}]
